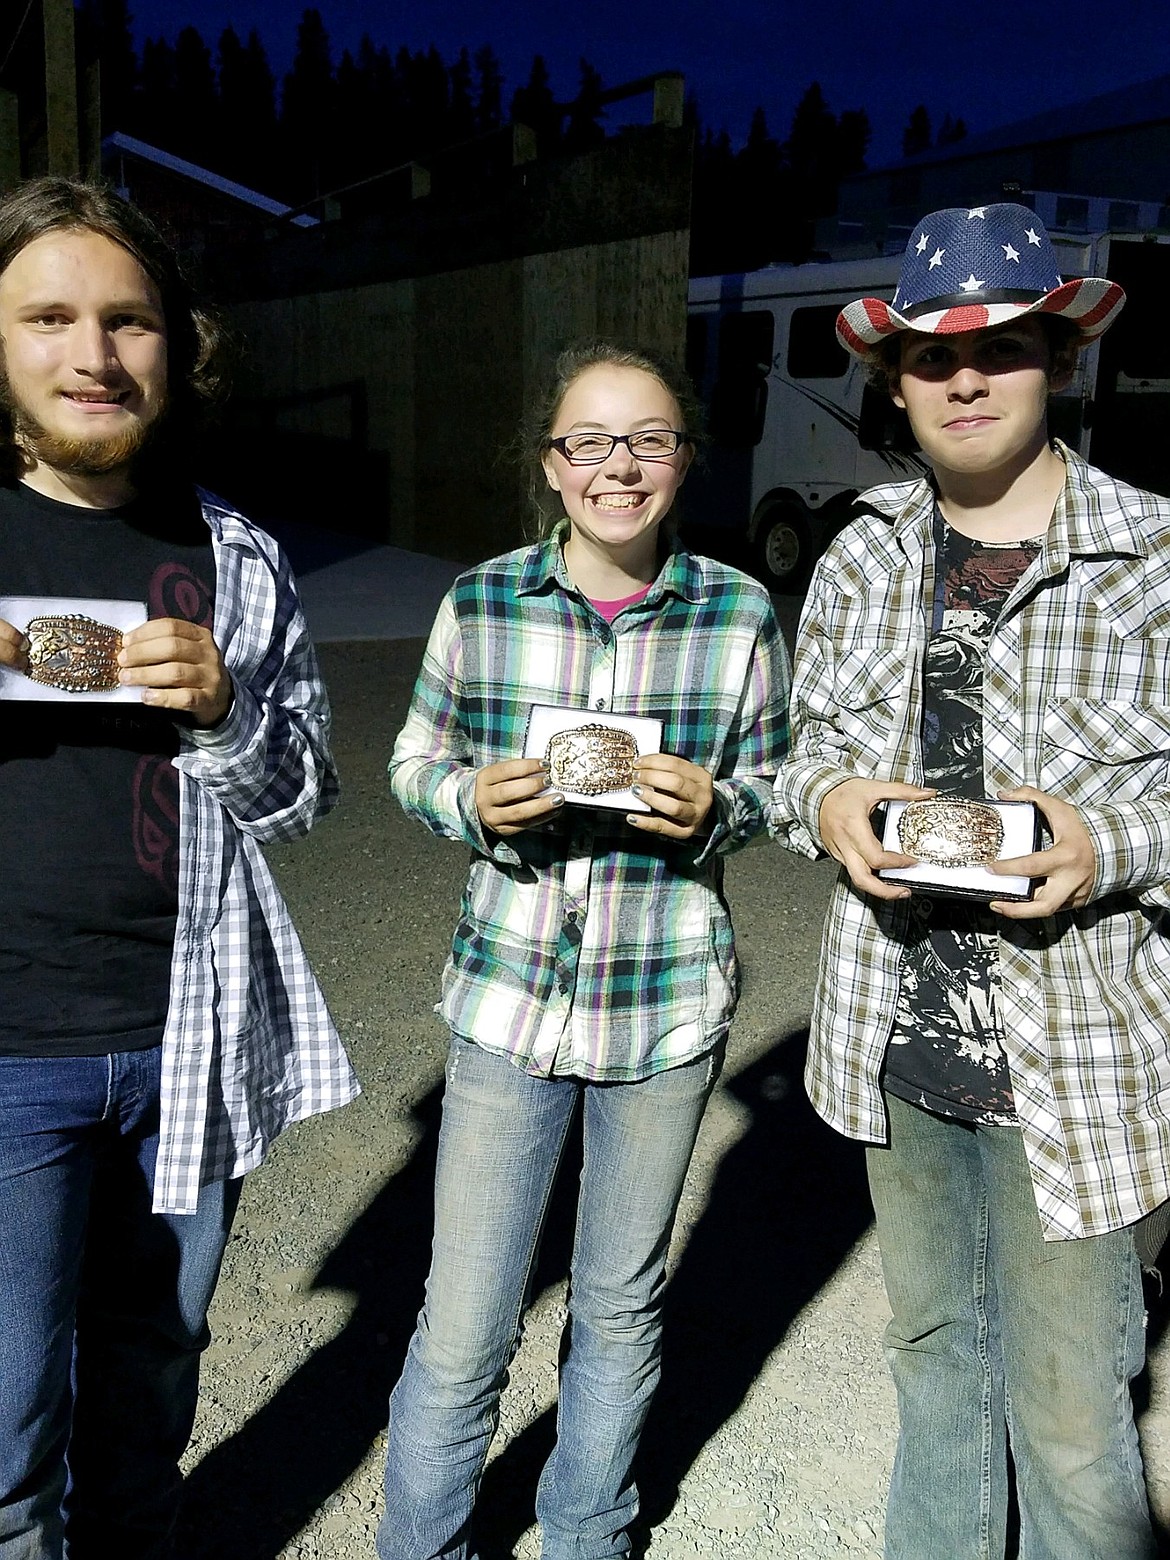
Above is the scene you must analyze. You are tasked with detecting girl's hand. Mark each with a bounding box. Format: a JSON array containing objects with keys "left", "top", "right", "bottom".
[
  {"left": 627, "top": 754, "right": 714, "bottom": 840},
  {"left": 475, "top": 758, "right": 564, "bottom": 836}
]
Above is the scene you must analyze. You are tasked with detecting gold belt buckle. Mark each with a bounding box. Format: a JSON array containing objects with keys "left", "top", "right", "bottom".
[
  {"left": 897, "top": 799, "right": 1005, "bottom": 867},
  {"left": 545, "top": 724, "right": 638, "bottom": 796},
  {"left": 25, "top": 614, "right": 123, "bottom": 694}
]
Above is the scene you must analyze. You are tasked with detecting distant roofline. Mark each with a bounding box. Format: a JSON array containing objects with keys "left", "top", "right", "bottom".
[
  {"left": 855, "top": 71, "right": 1170, "bottom": 180},
  {"left": 102, "top": 132, "right": 319, "bottom": 228}
]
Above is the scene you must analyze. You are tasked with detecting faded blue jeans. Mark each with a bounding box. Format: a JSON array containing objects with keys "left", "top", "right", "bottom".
[
  {"left": 378, "top": 1034, "right": 724, "bottom": 1560},
  {"left": 0, "top": 1047, "right": 240, "bottom": 1559},
  {"left": 867, "top": 1090, "right": 1154, "bottom": 1560}
]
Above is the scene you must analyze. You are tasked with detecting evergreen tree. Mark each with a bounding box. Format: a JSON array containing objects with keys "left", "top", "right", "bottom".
[
  {"left": 473, "top": 44, "right": 504, "bottom": 135},
  {"left": 77, "top": 0, "right": 137, "bottom": 136},
  {"left": 836, "top": 108, "right": 871, "bottom": 180},
  {"left": 564, "top": 58, "right": 604, "bottom": 155},
  {"left": 137, "top": 36, "right": 176, "bottom": 151},
  {"left": 938, "top": 113, "right": 968, "bottom": 146},
  {"left": 510, "top": 53, "right": 560, "bottom": 156},
  {"left": 362, "top": 39, "right": 404, "bottom": 170},
  {"left": 216, "top": 27, "right": 277, "bottom": 189},
  {"left": 785, "top": 82, "right": 836, "bottom": 203},
  {"left": 416, "top": 45, "right": 451, "bottom": 149},
  {"left": 172, "top": 24, "right": 216, "bottom": 163},
  {"left": 449, "top": 47, "right": 477, "bottom": 144},
  {"left": 281, "top": 9, "right": 337, "bottom": 200},
  {"left": 902, "top": 104, "right": 932, "bottom": 158},
  {"left": 690, "top": 124, "right": 739, "bottom": 275},
  {"left": 738, "top": 107, "right": 793, "bottom": 265}
]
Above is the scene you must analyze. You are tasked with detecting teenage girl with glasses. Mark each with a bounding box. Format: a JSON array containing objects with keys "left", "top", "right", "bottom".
[{"left": 378, "top": 341, "right": 789, "bottom": 1560}]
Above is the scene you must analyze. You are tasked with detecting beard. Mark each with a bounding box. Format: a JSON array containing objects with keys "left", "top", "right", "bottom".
[{"left": 0, "top": 364, "right": 166, "bottom": 480}]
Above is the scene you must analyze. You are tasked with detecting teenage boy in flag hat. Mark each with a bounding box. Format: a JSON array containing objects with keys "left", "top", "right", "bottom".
[{"left": 774, "top": 202, "right": 1164, "bottom": 1558}]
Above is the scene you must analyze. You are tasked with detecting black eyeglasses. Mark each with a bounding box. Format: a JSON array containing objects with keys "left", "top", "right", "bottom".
[{"left": 547, "top": 430, "right": 689, "bottom": 465}]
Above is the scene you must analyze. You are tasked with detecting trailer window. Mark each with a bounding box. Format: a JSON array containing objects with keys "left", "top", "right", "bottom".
[
  {"left": 709, "top": 311, "right": 774, "bottom": 448},
  {"left": 1108, "top": 201, "right": 1139, "bottom": 231},
  {"left": 1055, "top": 195, "right": 1089, "bottom": 231},
  {"left": 787, "top": 305, "right": 849, "bottom": 379}
]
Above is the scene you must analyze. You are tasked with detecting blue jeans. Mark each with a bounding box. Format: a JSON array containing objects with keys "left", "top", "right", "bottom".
[
  {"left": 867, "top": 1091, "right": 1154, "bottom": 1560},
  {"left": 378, "top": 1034, "right": 724, "bottom": 1560},
  {"left": 0, "top": 1047, "right": 240, "bottom": 1559}
]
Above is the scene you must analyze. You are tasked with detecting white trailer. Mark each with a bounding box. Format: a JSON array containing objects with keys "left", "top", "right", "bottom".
[{"left": 684, "top": 227, "right": 1170, "bottom": 590}]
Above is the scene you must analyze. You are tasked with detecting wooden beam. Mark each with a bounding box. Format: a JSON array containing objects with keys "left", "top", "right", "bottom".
[
  {"left": 0, "top": 88, "right": 20, "bottom": 193},
  {"left": 81, "top": 57, "right": 102, "bottom": 178},
  {"left": 43, "top": 0, "right": 80, "bottom": 177}
]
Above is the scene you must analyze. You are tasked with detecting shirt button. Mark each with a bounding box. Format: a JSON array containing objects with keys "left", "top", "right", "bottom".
[
  {"left": 566, "top": 910, "right": 578, "bottom": 924},
  {"left": 595, "top": 698, "right": 606, "bottom": 710}
]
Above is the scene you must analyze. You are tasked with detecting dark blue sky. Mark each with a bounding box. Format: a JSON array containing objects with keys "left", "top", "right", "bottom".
[{"left": 134, "top": 0, "right": 1170, "bottom": 168}]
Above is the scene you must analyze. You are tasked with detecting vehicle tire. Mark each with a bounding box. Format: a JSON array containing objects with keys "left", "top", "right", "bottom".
[{"left": 750, "top": 501, "right": 813, "bottom": 593}]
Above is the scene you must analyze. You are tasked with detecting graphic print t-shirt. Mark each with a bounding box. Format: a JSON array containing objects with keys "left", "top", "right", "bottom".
[
  {"left": 0, "top": 481, "right": 216, "bottom": 1055},
  {"left": 883, "top": 516, "right": 1040, "bottom": 1124}
]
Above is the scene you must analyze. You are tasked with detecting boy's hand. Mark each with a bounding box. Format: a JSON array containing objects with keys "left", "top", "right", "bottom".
[
  {"left": 475, "top": 758, "right": 563, "bottom": 836},
  {"left": 627, "top": 754, "right": 714, "bottom": 840},
  {"left": 0, "top": 619, "right": 28, "bottom": 672},
  {"left": 118, "top": 619, "right": 233, "bottom": 727},
  {"left": 818, "top": 778, "right": 936, "bottom": 901},
  {"left": 989, "top": 785, "right": 1096, "bottom": 918}
]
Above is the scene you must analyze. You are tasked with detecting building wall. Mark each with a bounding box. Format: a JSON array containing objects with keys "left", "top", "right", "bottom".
[{"left": 222, "top": 227, "right": 688, "bottom": 561}]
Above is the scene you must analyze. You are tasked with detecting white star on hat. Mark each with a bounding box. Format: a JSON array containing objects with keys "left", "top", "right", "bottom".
[
  {"left": 1025, "top": 227, "right": 1042, "bottom": 246},
  {"left": 1003, "top": 243, "right": 1020, "bottom": 262},
  {"left": 968, "top": 207, "right": 987, "bottom": 219},
  {"left": 928, "top": 247, "right": 945, "bottom": 269},
  {"left": 915, "top": 233, "right": 928, "bottom": 254},
  {"left": 960, "top": 274, "right": 985, "bottom": 292}
]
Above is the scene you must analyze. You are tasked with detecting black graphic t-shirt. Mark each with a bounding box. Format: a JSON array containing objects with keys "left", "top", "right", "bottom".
[
  {"left": 883, "top": 515, "right": 1040, "bottom": 1124},
  {"left": 0, "top": 481, "right": 216, "bottom": 1054}
]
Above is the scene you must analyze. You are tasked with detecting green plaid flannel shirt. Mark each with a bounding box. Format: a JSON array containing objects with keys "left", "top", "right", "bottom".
[
  {"left": 774, "top": 445, "right": 1170, "bottom": 1240},
  {"left": 391, "top": 533, "right": 789, "bottom": 1081}
]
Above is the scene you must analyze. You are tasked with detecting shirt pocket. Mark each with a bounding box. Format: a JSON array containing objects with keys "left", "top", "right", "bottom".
[
  {"left": 827, "top": 641, "right": 911, "bottom": 763},
  {"left": 1042, "top": 698, "right": 1170, "bottom": 806}
]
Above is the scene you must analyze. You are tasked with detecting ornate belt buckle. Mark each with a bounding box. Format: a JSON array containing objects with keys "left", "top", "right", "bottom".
[
  {"left": 25, "top": 614, "right": 123, "bottom": 694},
  {"left": 545, "top": 724, "right": 639, "bottom": 795},
  {"left": 897, "top": 798, "right": 1005, "bottom": 867}
]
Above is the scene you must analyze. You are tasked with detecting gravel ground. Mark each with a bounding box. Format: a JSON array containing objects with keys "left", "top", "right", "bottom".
[{"left": 175, "top": 638, "right": 1170, "bottom": 1560}]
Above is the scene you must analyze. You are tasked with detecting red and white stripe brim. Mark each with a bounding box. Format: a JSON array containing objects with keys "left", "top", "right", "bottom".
[{"left": 836, "top": 277, "right": 1126, "bottom": 359}]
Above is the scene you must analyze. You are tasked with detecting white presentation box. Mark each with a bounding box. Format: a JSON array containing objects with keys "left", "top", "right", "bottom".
[
  {"left": 878, "top": 797, "right": 1041, "bottom": 903},
  {"left": 0, "top": 596, "right": 147, "bottom": 704},
  {"left": 524, "top": 703, "right": 663, "bottom": 813}
]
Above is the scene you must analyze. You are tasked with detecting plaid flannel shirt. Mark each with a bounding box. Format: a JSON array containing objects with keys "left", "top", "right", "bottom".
[
  {"left": 390, "top": 532, "right": 789, "bottom": 1080},
  {"left": 773, "top": 444, "right": 1170, "bottom": 1240},
  {"left": 153, "top": 495, "right": 359, "bottom": 1214}
]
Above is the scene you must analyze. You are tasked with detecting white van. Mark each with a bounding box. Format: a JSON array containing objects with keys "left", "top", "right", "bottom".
[{"left": 684, "top": 227, "right": 1170, "bottom": 589}]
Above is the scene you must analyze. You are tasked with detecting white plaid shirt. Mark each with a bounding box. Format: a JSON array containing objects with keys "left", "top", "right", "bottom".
[
  {"left": 153, "top": 495, "right": 359, "bottom": 1214},
  {"left": 774, "top": 446, "right": 1170, "bottom": 1240}
]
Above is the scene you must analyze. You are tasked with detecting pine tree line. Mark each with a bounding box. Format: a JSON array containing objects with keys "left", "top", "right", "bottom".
[{"left": 73, "top": 1, "right": 965, "bottom": 270}]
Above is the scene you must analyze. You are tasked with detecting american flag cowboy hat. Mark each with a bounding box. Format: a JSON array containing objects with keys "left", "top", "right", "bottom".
[{"left": 836, "top": 203, "right": 1125, "bottom": 359}]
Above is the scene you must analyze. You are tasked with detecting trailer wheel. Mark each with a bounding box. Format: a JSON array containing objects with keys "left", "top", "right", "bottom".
[{"left": 751, "top": 501, "right": 812, "bottom": 593}]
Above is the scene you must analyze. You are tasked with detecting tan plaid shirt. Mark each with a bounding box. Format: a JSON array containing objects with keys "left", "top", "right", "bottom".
[{"left": 774, "top": 445, "right": 1170, "bottom": 1240}]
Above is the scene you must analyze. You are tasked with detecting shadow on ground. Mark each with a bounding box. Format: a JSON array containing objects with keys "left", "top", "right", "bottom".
[
  {"left": 178, "top": 1019, "right": 1170, "bottom": 1560},
  {"left": 176, "top": 1027, "right": 873, "bottom": 1558}
]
